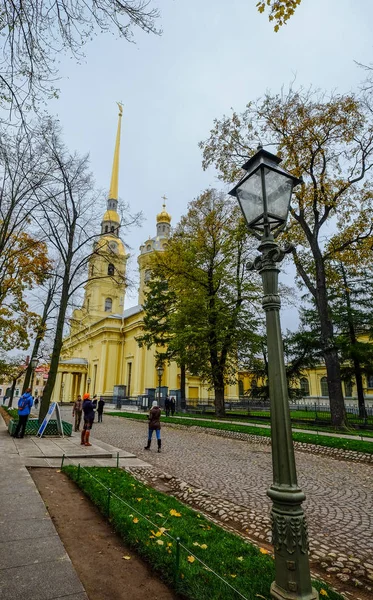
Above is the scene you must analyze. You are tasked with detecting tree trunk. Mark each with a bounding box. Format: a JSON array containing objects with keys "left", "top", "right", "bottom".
[
  {"left": 341, "top": 264, "right": 366, "bottom": 419},
  {"left": 314, "top": 258, "right": 346, "bottom": 427},
  {"left": 8, "top": 379, "right": 17, "bottom": 409},
  {"left": 22, "top": 287, "right": 54, "bottom": 393},
  {"left": 39, "top": 276, "right": 70, "bottom": 423},
  {"left": 213, "top": 369, "right": 225, "bottom": 417}
]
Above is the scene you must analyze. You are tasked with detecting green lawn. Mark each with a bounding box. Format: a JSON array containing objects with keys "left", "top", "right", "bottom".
[
  {"left": 107, "top": 411, "right": 373, "bottom": 454},
  {"left": 63, "top": 465, "right": 341, "bottom": 600}
]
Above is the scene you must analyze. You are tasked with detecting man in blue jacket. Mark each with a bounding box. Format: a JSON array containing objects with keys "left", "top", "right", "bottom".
[{"left": 13, "top": 388, "right": 33, "bottom": 439}]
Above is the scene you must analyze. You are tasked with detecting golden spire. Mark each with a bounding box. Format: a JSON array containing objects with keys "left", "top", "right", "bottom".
[
  {"left": 157, "top": 195, "right": 172, "bottom": 224},
  {"left": 108, "top": 102, "right": 123, "bottom": 200}
]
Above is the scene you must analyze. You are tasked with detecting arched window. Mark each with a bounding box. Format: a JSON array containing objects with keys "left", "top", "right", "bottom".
[
  {"left": 105, "top": 225, "right": 108, "bottom": 233},
  {"left": 320, "top": 377, "right": 328, "bottom": 397},
  {"left": 300, "top": 377, "right": 310, "bottom": 396},
  {"left": 105, "top": 298, "right": 112, "bottom": 312},
  {"left": 344, "top": 381, "right": 353, "bottom": 397},
  {"left": 146, "top": 244, "right": 151, "bottom": 251},
  {"left": 238, "top": 380, "right": 244, "bottom": 397},
  {"left": 111, "top": 225, "right": 115, "bottom": 232},
  {"left": 108, "top": 263, "right": 114, "bottom": 276}
]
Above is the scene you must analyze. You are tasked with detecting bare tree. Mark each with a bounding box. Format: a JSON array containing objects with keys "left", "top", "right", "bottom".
[
  {"left": 36, "top": 118, "right": 140, "bottom": 421},
  {"left": 0, "top": 0, "right": 161, "bottom": 119}
]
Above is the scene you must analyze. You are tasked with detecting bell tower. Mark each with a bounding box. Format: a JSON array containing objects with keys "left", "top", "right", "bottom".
[
  {"left": 138, "top": 196, "right": 171, "bottom": 306},
  {"left": 71, "top": 104, "right": 128, "bottom": 331}
]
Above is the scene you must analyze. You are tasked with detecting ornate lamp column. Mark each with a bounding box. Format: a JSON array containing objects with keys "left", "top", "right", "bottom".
[{"left": 229, "top": 148, "right": 318, "bottom": 600}]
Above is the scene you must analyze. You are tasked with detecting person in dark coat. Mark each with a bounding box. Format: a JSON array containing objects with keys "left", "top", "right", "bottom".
[
  {"left": 170, "top": 396, "right": 176, "bottom": 416},
  {"left": 13, "top": 388, "right": 33, "bottom": 439},
  {"left": 97, "top": 398, "right": 105, "bottom": 422},
  {"left": 164, "top": 395, "right": 170, "bottom": 417},
  {"left": 82, "top": 393, "right": 94, "bottom": 446},
  {"left": 144, "top": 400, "right": 162, "bottom": 452}
]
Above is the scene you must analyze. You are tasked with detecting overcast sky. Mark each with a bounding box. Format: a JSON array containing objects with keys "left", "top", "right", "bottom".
[{"left": 48, "top": 0, "right": 373, "bottom": 324}]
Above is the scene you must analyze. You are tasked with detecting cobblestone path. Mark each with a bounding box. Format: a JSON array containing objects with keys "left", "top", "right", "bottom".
[{"left": 63, "top": 410, "right": 373, "bottom": 572}]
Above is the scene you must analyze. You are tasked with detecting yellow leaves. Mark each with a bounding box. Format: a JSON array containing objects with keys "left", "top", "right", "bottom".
[
  {"left": 133, "top": 518, "right": 139, "bottom": 524},
  {"left": 200, "top": 544, "right": 207, "bottom": 550},
  {"left": 170, "top": 509, "right": 181, "bottom": 517},
  {"left": 156, "top": 539, "right": 164, "bottom": 546},
  {"left": 320, "top": 591, "right": 328, "bottom": 598},
  {"left": 136, "top": 498, "right": 142, "bottom": 502},
  {"left": 187, "top": 556, "right": 195, "bottom": 563},
  {"left": 167, "top": 542, "right": 173, "bottom": 547},
  {"left": 237, "top": 556, "right": 244, "bottom": 561},
  {"left": 230, "top": 574, "right": 237, "bottom": 578},
  {"left": 155, "top": 531, "right": 163, "bottom": 538},
  {"left": 122, "top": 555, "right": 131, "bottom": 560},
  {"left": 156, "top": 512, "right": 164, "bottom": 518},
  {"left": 260, "top": 548, "right": 269, "bottom": 554}
]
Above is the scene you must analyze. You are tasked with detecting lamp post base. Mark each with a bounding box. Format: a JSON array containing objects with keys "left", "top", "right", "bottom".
[{"left": 271, "top": 582, "right": 318, "bottom": 600}]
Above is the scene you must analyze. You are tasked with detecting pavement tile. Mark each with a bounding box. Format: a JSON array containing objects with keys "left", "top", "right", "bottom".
[
  {"left": 0, "top": 517, "right": 57, "bottom": 543},
  {"left": 0, "top": 559, "right": 85, "bottom": 600},
  {"left": 0, "top": 535, "right": 67, "bottom": 570}
]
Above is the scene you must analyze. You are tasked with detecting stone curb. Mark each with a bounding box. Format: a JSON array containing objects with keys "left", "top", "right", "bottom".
[{"left": 127, "top": 465, "right": 373, "bottom": 597}]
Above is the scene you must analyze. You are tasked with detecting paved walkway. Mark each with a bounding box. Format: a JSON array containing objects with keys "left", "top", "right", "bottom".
[
  {"left": 75, "top": 410, "right": 373, "bottom": 572},
  {"left": 0, "top": 414, "right": 150, "bottom": 600}
]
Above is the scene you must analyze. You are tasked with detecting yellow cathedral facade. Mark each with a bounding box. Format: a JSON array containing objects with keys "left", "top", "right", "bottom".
[
  {"left": 53, "top": 107, "right": 373, "bottom": 408},
  {"left": 53, "top": 107, "right": 238, "bottom": 405}
]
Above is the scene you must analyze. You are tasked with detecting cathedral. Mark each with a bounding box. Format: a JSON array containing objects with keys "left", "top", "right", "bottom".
[
  {"left": 54, "top": 107, "right": 238, "bottom": 404},
  {"left": 53, "top": 108, "right": 373, "bottom": 408}
]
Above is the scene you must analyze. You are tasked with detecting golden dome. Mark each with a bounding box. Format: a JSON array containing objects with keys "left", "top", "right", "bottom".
[
  {"left": 156, "top": 198, "right": 171, "bottom": 224},
  {"left": 102, "top": 210, "right": 120, "bottom": 224}
]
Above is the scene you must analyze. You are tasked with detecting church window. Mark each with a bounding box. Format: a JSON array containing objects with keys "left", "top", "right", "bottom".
[
  {"left": 238, "top": 380, "right": 244, "bottom": 397},
  {"left": 367, "top": 375, "right": 373, "bottom": 388},
  {"left": 105, "top": 226, "right": 108, "bottom": 233},
  {"left": 105, "top": 298, "right": 112, "bottom": 312},
  {"left": 320, "top": 376, "right": 328, "bottom": 397},
  {"left": 108, "top": 263, "right": 115, "bottom": 276},
  {"left": 300, "top": 377, "right": 310, "bottom": 396},
  {"left": 111, "top": 225, "right": 115, "bottom": 232},
  {"left": 344, "top": 381, "right": 353, "bottom": 397},
  {"left": 147, "top": 244, "right": 151, "bottom": 251},
  {"left": 162, "top": 225, "right": 165, "bottom": 232}
]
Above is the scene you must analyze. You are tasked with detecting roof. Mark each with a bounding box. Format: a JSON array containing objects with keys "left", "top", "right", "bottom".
[
  {"left": 123, "top": 304, "right": 143, "bottom": 319},
  {"left": 59, "top": 358, "right": 88, "bottom": 365}
]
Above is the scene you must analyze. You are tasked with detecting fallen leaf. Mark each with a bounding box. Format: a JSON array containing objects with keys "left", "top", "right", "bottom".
[
  {"left": 170, "top": 509, "right": 181, "bottom": 517},
  {"left": 137, "top": 498, "right": 142, "bottom": 502},
  {"left": 156, "top": 539, "right": 164, "bottom": 545},
  {"left": 260, "top": 548, "right": 269, "bottom": 555},
  {"left": 122, "top": 555, "right": 131, "bottom": 560},
  {"left": 192, "top": 542, "right": 200, "bottom": 547},
  {"left": 237, "top": 556, "right": 244, "bottom": 561},
  {"left": 187, "top": 556, "right": 195, "bottom": 563},
  {"left": 200, "top": 544, "right": 207, "bottom": 550},
  {"left": 230, "top": 574, "right": 237, "bottom": 578},
  {"left": 133, "top": 518, "right": 139, "bottom": 524}
]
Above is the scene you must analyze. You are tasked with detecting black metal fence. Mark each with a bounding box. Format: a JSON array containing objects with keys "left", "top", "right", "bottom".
[{"left": 103, "top": 395, "right": 373, "bottom": 429}]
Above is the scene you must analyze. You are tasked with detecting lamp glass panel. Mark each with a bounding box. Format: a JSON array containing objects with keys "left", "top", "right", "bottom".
[
  {"left": 236, "top": 169, "right": 263, "bottom": 226},
  {"left": 264, "top": 168, "right": 293, "bottom": 224}
]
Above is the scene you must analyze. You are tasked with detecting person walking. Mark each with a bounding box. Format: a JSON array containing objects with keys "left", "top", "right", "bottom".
[
  {"left": 170, "top": 396, "right": 176, "bottom": 417},
  {"left": 97, "top": 398, "right": 105, "bottom": 422},
  {"left": 72, "top": 394, "right": 83, "bottom": 432},
  {"left": 164, "top": 395, "right": 170, "bottom": 417},
  {"left": 82, "top": 393, "right": 94, "bottom": 446},
  {"left": 12, "top": 388, "right": 33, "bottom": 439},
  {"left": 144, "top": 400, "right": 162, "bottom": 452}
]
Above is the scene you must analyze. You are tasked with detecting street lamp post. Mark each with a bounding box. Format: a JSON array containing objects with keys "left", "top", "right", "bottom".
[
  {"left": 30, "top": 357, "right": 38, "bottom": 396},
  {"left": 229, "top": 147, "right": 318, "bottom": 600},
  {"left": 156, "top": 365, "right": 164, "bottom": 403}
]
